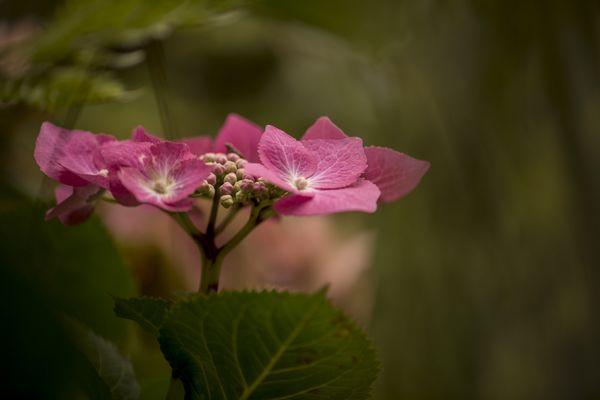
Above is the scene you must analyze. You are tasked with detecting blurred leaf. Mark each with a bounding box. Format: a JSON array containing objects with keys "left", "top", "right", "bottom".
[
  {"left": 0, "top": 185, "right": 136, "bottom": 344},
  {"left": 1, "top": 66, "right": 129, "bottom": 113},
  {"left": 114, "top": 296, "right": 173, "bottom": 336},
  {"left": 0, "top": 0, "right": 245, "bottom": 112},
  {"left": 158, "top": 291, "right": 379, "bottom": 400},
  {"left": 69, "top": 320, "right": 141, "bottom": 400}
]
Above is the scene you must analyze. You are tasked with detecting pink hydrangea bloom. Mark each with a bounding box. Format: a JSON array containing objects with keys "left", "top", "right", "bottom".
[
  {"left": 303, "top": 117, "right": 430, "bottom": 202},
  {"left": 34, "top": 122, "right": 116, "bottom": 188},
  {"left": 245, "top": 125, "right": 381, "bottom": 215},
  {"left": 106, "top": 139, "right": 210, "bottom": 212}
]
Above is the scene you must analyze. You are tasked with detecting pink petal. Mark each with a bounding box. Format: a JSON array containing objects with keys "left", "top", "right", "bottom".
[
  {"left": 46, "top": 184, "right": 101, "bottom": 225},
  {"left": 302, "top": 116, "right": 348, "bottom": 140},
  {"left": 180, "top": 136, "right": 213, "bottom": 156},
  {"left": 57, "top": 135, "right": 114, "bottom": 188},
  {"left": 214, "top": 114, "right": 262, "bottom": 162},
  {"left": 100, "top": 140, "right": 153, "bottom": 169},
  {"left": 275, "top": 179, "right": 380, "bottom": 216},
  {"left": 302, "top": 138, "right": 367, "bottom": 189},
  {"left": 364, "top": 146, "right": 430, "bottom": 202},
  {"left": 34, "top": 122, "right": 105, "bottom": 186},
  {"left": 258, "top": 125, "right": 317, "bottom": 179},
  {"left": 244, "top": 163, "right": 314, "bottom": 196},
  {"left": 132, "top": 126, "right": 163, "bottom": 143}
]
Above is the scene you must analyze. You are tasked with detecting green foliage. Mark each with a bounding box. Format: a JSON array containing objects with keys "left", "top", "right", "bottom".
[
  {"left": 114, "top": 296, "right": 173, "bottom": 336},
  {"left": 0, "top": 186, "right": 135, "bottom": 344},
  {"left": 115, "top": 291, "right": 379, "bottom": 400},
  {"left": 0, "top": 0, "right": 244, "bottom": 112},
  {"left": 69, "top": 320, "right": 141, "bottom": 400}
]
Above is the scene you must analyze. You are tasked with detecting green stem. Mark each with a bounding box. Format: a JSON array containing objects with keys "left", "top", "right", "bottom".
[
  {"left": 147, "top": 40, "right": 177, "bottom": 139},
  {"left": 165, "top": 376, "right": 184, "bottom": 399},
  {"left": 206, "top": 193, "right": 221, "bottom": 236},
  {"left": 215, "top": 205, "right": 240, "bottom": 235}
]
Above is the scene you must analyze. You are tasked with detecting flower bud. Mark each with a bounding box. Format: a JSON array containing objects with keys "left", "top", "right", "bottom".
[
  {"left": 198, "top": 181, "right": 215, "bottom": 198},
  {"left": 220, "top": 195, "right": 234, "bottom": 208},
  {"left": 235, "top": 191, "right": 246, "bottom": 202},
  {"left": 215, "top": 154, "right": 228, "bottom": 164},
  {"left": 200, "top": 152, "right": 216, "bottom": 163},
  {"left": 240, "top": 179, "right": 255, "bottom": 192},
  {"left": 224, "top": 160, "right": 237, "bottom": 173},
  {"left": 206, "top": 173, "right": 217, "bottom": 186},
  {"left": 224, "top": 172, "right": 237, "bottom": 185},
  {"left": 235, "top": 159, "right": 247, "bottom": 168},
  {"left": 236, "top": 168, "right": 246, "bottom": 180},
  {"left": 220, "top": 181, "right": 234, "bottom": 195},
  {"left": 233, "top": 180, "right": 243, "bottom": 192},
  {"left": 227, "top": 153, "right": 240, "bottom": 162},
  {"left": 212, "top": 163, "right": 225, "bottom": 175}
]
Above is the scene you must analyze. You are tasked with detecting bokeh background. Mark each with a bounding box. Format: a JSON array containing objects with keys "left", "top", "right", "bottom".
[{"left": 2, "top": 0, "right": 600, "bottom": 398}]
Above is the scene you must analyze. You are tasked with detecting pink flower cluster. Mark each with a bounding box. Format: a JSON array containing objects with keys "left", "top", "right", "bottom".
[{"left": 34, "top": 114, "right": 429, "bottom": 224}]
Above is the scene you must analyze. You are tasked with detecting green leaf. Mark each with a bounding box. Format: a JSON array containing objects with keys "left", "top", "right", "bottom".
[
  {"left": 114, "top": 296, "right": 173, "bottom": 336},
  {"left": 158, "top": 291, "right": 379, "bottom": 400},
  {"left": 69, "top": 320, "right": 141, "bottom": 400},
  {"left": 0, "top": 187, "right": 136, "bottom": 345}
]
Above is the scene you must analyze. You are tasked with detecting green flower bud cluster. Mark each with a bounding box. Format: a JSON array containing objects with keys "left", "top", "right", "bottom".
[{"left": 196, "top": 152, "right": 285, "bottom": 208}]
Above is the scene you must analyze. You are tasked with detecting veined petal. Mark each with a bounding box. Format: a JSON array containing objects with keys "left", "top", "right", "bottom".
[
  {"left": 302, "top": 137, "right": 367, "bottom": 189},
  {"left": 275, "top": 179, "right": 380, "bottom": 216},
  {"left": 258, "top": 125, "right": 317, "bottom": 180},
  {"left": 302, "top": 116, "right": 348, "bottom": 140},
  {"left": 34, "top": 122, "right": 112, "bottom": 186},
  {"left": 214, "top": 113, "right": 262, "bottom": 162},
  {"left": 364, "top": 146, "right": 430, "bottom": 202},
  {"left": 245, "top": 163, "right": 315, "bottom": 196}
]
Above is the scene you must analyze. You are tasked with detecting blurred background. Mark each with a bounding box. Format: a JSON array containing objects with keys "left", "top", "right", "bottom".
[{"left": 1, "top": 0, "right": 600, "bottom": 398}]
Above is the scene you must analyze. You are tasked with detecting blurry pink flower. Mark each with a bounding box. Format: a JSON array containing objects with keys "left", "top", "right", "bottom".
[
  {"left": 303, "top": 117, "right": 430, "bottom": 202},
  {"left": 245, "top": 125, "right": 381, "bottom": 215}
]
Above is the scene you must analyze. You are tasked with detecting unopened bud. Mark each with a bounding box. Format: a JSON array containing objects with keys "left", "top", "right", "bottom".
[
  {"left": 220, "top": 195, "right": 234, "bottom": 208},
  {"left": 200, "top": 152, "right": 216, "bottom": 163},
  {"left": 215, "top": 154, "right": 228, "bottom": 164},
  {"left": 235, "top": 159, "right": 247, "bottom": 168},
  {"left": 235, "top": 191, "right": 246, "bottom": 202},
  {"left": 227, "top": 153, "right": 240, "bottom": 162},
  {"left": 212, "top": 163, "right": 225, "bottom": 175},
  {"left": 220, "top": 182, "right": 234, "bottom": 195},
  {"left": 236, "top": 168, "right": 246, "bottom": 180},
  {"left": 241, "top": 179, "right": 254, "bottom": 192},
  {"left": 198, "top": 181, "right": 215, "bottom": 198},
  {"left": 224, "top": 172, "right": 237, "bottom": 185},
  {"left": 233, "top": 180, "right": 243, "bottom": 192},
  {"left": 206, "top": 173, "right": 217, "bottom": 186},
  {"left": 224, "top": 160, "right": 237, "bottom": 173}
]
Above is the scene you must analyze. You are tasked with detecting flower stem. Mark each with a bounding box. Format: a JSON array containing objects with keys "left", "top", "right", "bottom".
[
  {"left": 215, "top": 205, "right": 240, "bottom": 235},
  {"left": 206, "top": 193, "right": 221, "bottom": 236},
  {"left": 146, "top": 39, "right": 177, "bottom": 139}
]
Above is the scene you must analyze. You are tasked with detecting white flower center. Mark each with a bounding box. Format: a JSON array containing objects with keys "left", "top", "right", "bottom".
[{"left": 293, "top": 176, "right": 309, "bottom": 191}]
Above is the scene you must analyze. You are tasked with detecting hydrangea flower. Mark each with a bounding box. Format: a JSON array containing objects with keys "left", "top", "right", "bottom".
[
  {"left": 34, "top": 122, "right": 116, "bottom": 223},
  {"left": 244, "top": 126, "right": 381, "bottom": 215},
  {"left": 98, "top": 125, "right": 217, "bottom": 211},
  {"left": 244, "top": 118, "right": 429, "bottom": 215},
  {"left": 303, "top": 117, "right": 430, "bottom": 203}
]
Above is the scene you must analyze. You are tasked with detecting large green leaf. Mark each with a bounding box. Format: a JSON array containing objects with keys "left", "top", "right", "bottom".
[
  {"left": 158, "top": 291, "right": 378, "bottom": 400},
  {"left": 114, "top": 296, "right": 173, "bottom": 336},
  {"left": 70, "top": 321, "right": 141, "bottom": 400},
  {"left": 0, "top": 187, "right": 135, "bottom": 344}
]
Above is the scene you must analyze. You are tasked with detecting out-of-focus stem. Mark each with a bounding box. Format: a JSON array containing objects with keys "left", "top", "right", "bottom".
[{"left": 146, "top": 40, "right": 177, "bottom": 140}]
